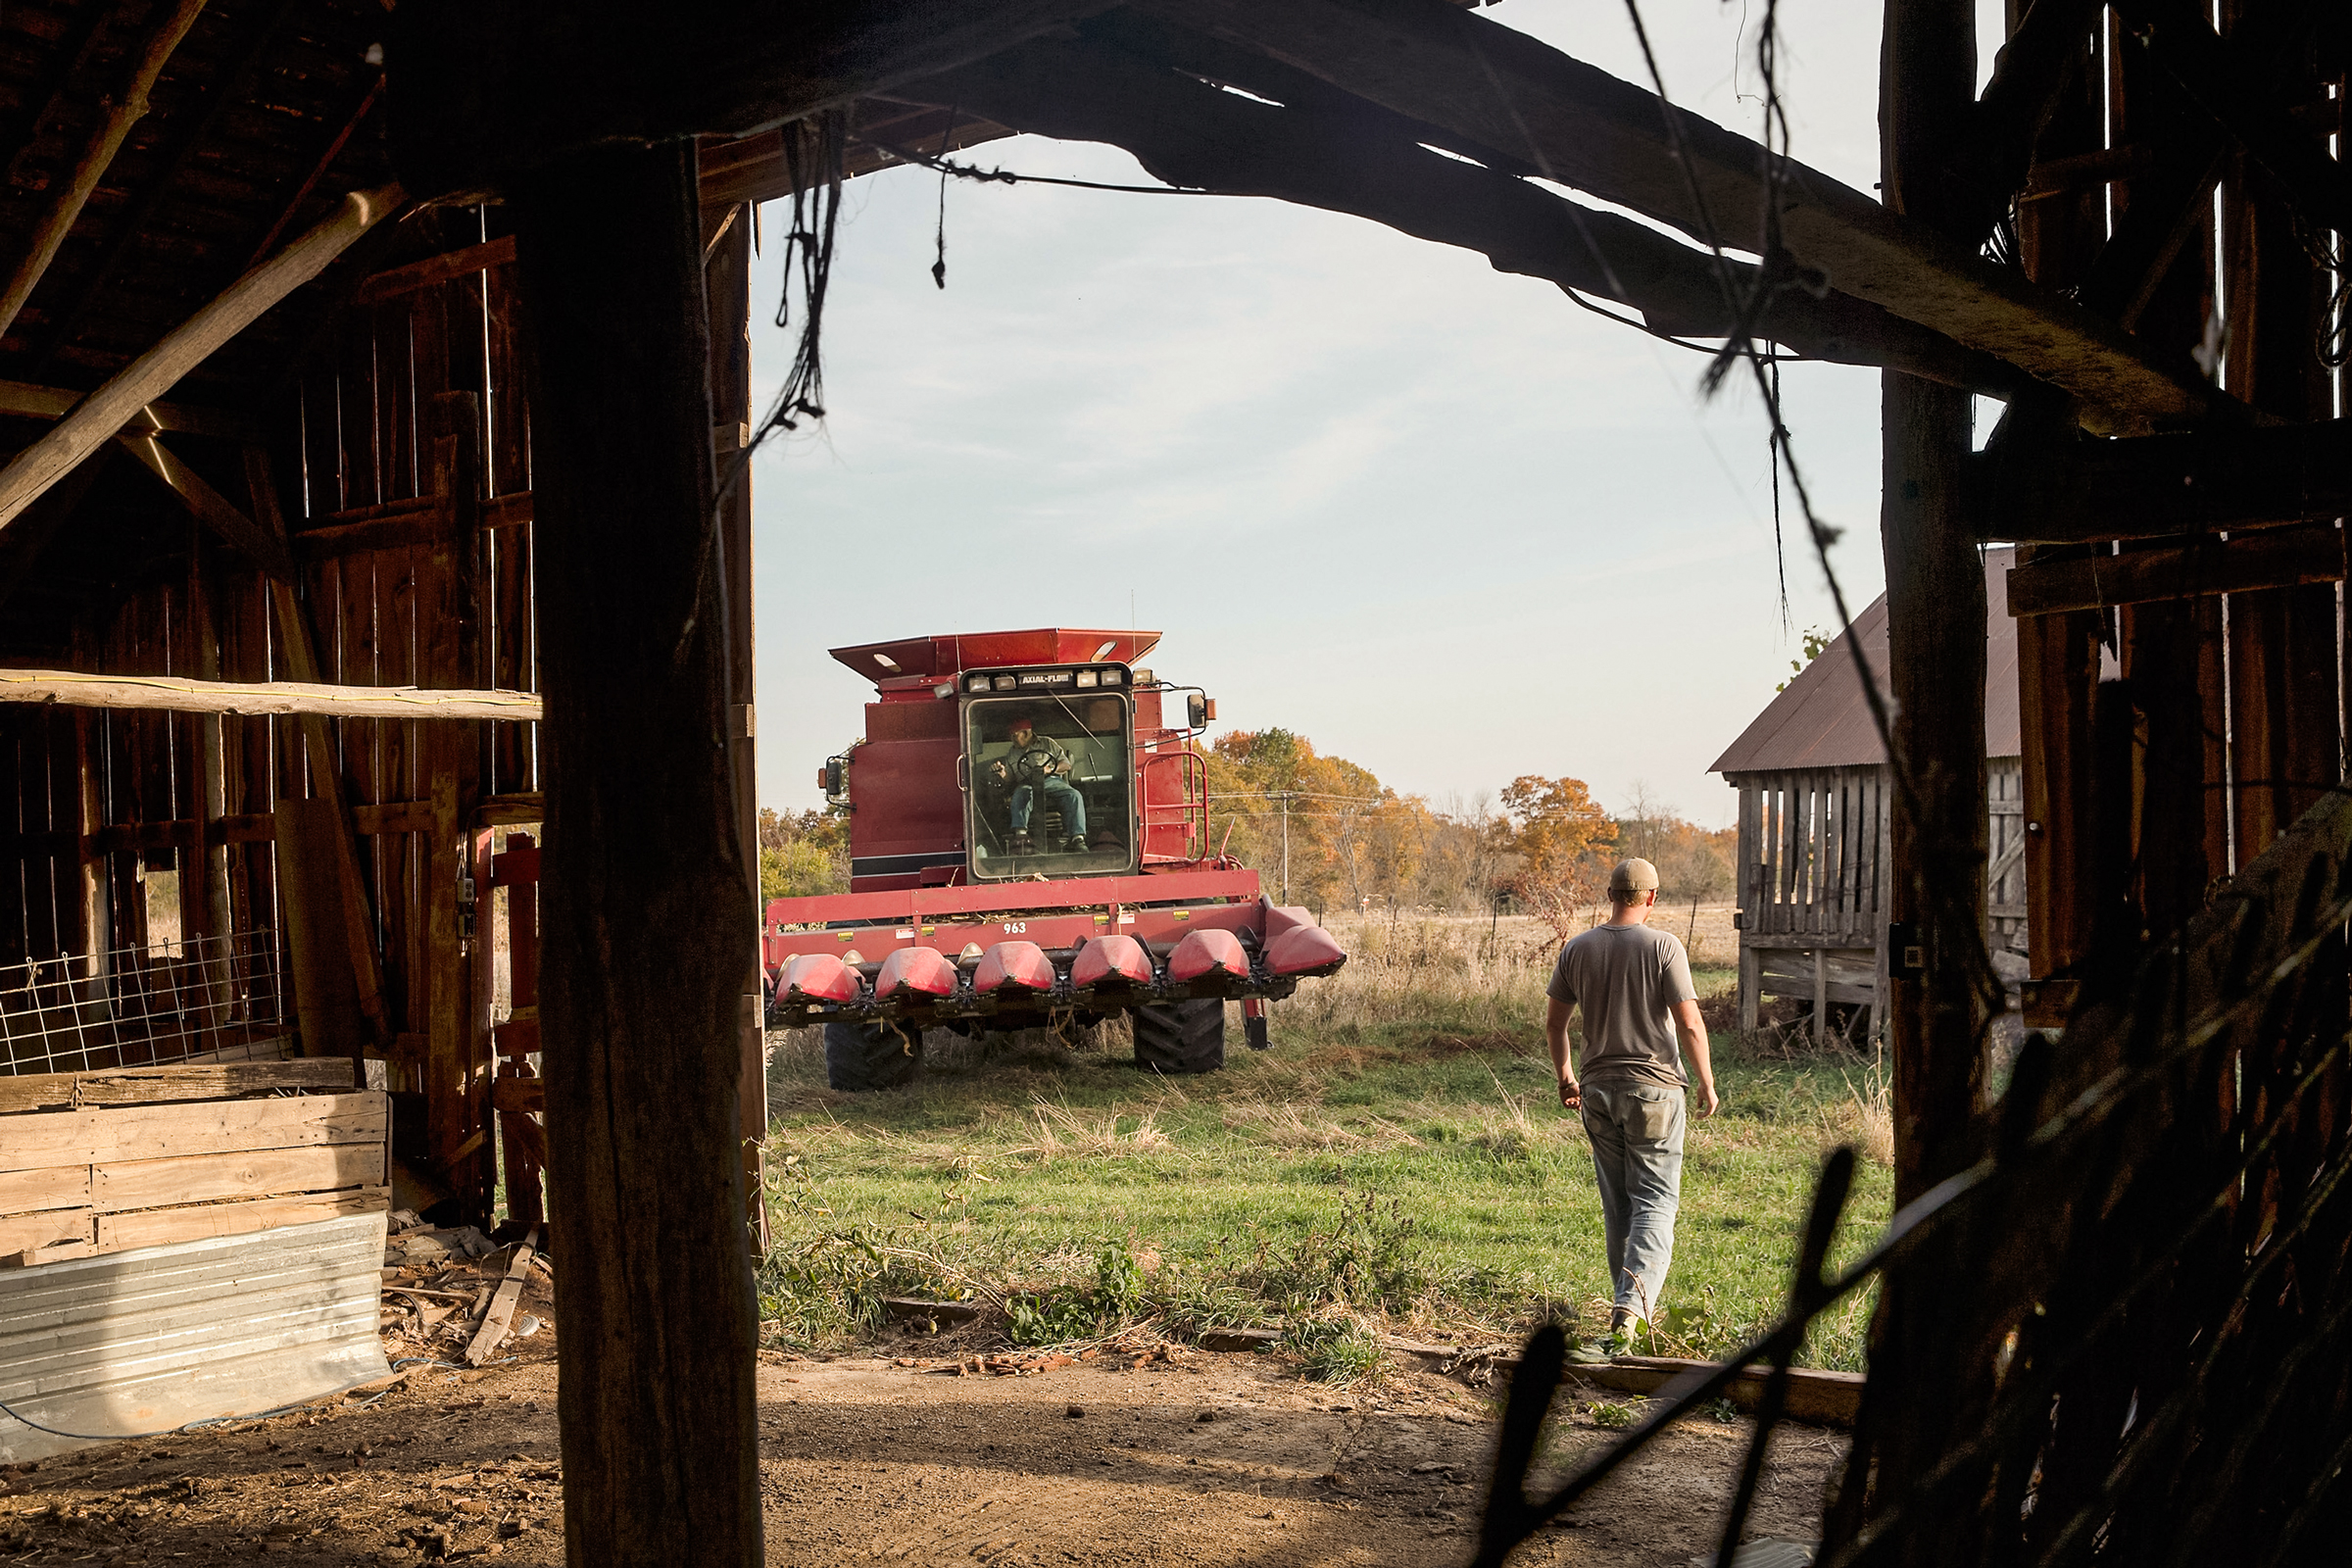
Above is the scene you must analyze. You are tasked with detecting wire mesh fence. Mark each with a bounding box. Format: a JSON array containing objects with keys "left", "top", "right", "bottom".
[
  {"left": 1474, "top": 785, "right": 2352, "bottom": 1567},
  {"left": 0, "top": 929, "right": 288, "bottom": 1076}
]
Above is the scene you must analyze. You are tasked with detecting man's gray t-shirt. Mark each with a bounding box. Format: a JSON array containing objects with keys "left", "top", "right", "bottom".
[{"left": 1546, "top": 923, "right": 1698, "bottom": 1089}]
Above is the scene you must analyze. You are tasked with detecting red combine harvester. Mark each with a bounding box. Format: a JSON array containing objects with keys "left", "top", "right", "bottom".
[{"left": 762, "top": 628, "right": 1348, "bottom": 1090}]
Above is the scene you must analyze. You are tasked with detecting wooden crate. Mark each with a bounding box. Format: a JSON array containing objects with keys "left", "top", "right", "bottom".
[{"left": 0, "top": 1061, "right": 388, "bottom": 1266}]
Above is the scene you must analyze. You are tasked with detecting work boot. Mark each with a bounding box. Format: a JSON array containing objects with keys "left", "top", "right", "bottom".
[
  {"left": 1007, "top": 831, "right": 1034, "bottom": 854},
  {"left": 1066, "top": 835, "right": 1088, "bottom": 854}
]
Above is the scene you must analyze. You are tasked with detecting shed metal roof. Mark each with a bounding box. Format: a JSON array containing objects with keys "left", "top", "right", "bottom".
[{"left": 1710, "top": 547, "right": 2020, "bottom": 776}]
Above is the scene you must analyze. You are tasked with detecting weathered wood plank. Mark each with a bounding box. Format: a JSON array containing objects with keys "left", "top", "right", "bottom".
[
  {"left": 464, "top": 1226, "right": 538, "bottom": 1365},
  {"left": 94, "top": 1142, "right": 385, "bottom": 1212},
  {"left": 0, "top": 1091, "right": 389, "bottom": 1171},
  {"left": 0, "top": 379, "right": 265, "bottom": 443},
  {"left": 0, "top": 1208, "right": 94, "bottom": 1256},
  {"left": 0, "top": 1058, "right": 352, "bottom": 1114},
  {"left": 0, "top": 669, "right": 544, "bottom": 722},
  {"left": 93, "top": 1187, "right": 389, "bottom": 1251},
  {"left": 2005, "top": 524, "right": 2344, "bottom": 616},
  {"left": 355, "top": 235, "right": 518, "bottom": 306}
]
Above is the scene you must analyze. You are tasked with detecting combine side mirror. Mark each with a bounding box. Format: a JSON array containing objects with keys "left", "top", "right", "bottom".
[
  {"left": 1187, "top": 694, "right": 1215, "bottom": 728},
  {"left": 820, "top": 759, "right": 845, "bottom": 795}
]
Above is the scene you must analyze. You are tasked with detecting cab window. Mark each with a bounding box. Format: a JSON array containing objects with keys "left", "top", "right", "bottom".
[{"left": 964, "top": 693, "right": 1134, "bottom": 877}]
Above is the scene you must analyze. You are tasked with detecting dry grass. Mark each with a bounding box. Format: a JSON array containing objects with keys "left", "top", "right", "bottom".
[
  {"left": 1823, "top": 1049, "right": 1896, "bottom": 1167},
  {"left": 1022, "top": 1096, "right": 1175, "bottom": 1158}
]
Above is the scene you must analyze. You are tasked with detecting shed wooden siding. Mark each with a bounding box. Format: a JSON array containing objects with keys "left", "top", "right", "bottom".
[
  {"left": 1730, "top": 758, "right": 2023, "bottom": 1038},
  {"left": 1739, "top": 765, "right": 1890, "bottom": 943},
  {"left": 0, "top": 230, "right": 536, "bottom": 1093}
]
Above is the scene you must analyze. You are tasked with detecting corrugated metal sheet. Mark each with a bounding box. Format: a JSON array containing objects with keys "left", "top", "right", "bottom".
[
  {"left": 0, "top": 1212, "right": 388, "bottom": 1461},
  {"left": 1711, "top": 548, "right": 2022, "bottom": 775}
]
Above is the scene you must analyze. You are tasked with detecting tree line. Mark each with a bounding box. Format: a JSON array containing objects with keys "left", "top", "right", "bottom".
[
  {"left": 1203, "top": 728, "right": 1733, "bottom": 930},
  {"left": 758, "top": 727, "right": 1735, "bottom": 933}
]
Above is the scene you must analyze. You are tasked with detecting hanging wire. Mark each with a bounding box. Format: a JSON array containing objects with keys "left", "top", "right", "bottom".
[
  {"left": 931, "top": 106, "right": 958, "bottom": 289},
  {"left": 863, "top": 136, "right": 1221, "bottom": 197},
  {"left": 2292, "top": 215, "right": 2352, "bottom": 370},
  {"left": 760, "top": 110, "right": 848, "bottom": 440}
]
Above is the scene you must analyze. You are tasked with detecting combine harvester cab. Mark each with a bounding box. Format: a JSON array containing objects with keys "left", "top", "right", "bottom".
[{"left": 763, "top": 628, "right": 1347, "bottom": 1091}]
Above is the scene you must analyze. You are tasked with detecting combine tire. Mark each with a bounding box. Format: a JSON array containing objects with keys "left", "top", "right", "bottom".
[
  {"left": 1132, "top": 999, "right": 1224, "bottom": 1075},
  {"left": 824, "top": 1021, "right": 922, "bottom": 1092}
]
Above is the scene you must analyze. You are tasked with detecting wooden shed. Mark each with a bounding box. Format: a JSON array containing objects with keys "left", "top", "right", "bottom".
[{"left": 1711, "top": 549, "right": 2029, "bottom": 1041}]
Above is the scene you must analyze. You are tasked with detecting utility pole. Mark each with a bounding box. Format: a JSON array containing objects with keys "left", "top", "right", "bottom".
[{"left": 1280, "top": 791, "right": 1291, "bottom": 904}]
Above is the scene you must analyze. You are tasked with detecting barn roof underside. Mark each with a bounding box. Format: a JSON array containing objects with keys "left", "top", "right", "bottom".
[{"left": 1710, "top": 547, "right": 2022, "bottom": 776}]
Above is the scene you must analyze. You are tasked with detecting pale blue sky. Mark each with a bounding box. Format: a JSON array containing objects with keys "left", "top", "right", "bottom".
[{"left": 747, "top": 3, "right": 2003, "bottom": 829}]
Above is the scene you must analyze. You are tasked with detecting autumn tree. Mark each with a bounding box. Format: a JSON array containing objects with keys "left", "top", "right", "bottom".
[
  {"left": 758, "top": 806, "right": 849, "bottom": 901},
  {"left": 1612, "top": 785, "right": 1738, "bottom": 955},
  {"left": 1498, "top": 774, "right": 1617, "bottom": 873},
  {"left": 1204, "top": 729, "right": 1422, "bottom": 915}
]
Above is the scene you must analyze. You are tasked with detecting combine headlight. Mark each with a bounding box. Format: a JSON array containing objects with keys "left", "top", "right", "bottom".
[
  {"left": 993, "top": 675, "right": 1016, "bottom": 690},
  {"left": 1101, "top": 669, "right": 1123, "bottom": 685},
  {"left": 1074, "top": 670, "right": 1099, "bottom": 688},
  {"left": 967, "top": 675, "right": 990, "bottom": 693}
]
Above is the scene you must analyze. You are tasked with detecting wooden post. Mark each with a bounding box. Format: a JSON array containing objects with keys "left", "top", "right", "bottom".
[
  {"left": 188, "top": 548, "right": 237, "bottom": 1049},
  {"left": 1828, "top": 2, "right": 1991, "bottom": 1556},
  {"left": 425, "top": 392, "right": 489, "bottom": 1221},
  {"left": 514, "top": 139, "right": 761, "bottom": 1565},
  {"left": 1736, "top": 780, "right": 1759, "bottom": 1034},
  {"left": 1812, "top": 948, "right": 1828, "bottom": 1049},
  {"left": 1879, "top": 0, "right": 1991, "bottom": 1206},
  {"left": 707, "top": 202, "right": 768, "bottom": 1253}
]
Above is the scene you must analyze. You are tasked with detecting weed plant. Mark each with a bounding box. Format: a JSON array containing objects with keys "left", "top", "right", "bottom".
[{"left": 760, "top": 914, "right": 1894, "bottom": 1369}]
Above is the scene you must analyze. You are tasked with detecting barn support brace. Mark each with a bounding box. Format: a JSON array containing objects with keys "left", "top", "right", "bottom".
[{"left": 512, "top": 140, "right": 763, "bottom": 1565}]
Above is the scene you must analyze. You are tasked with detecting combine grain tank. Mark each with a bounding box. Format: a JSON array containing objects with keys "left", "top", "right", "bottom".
[{"left": 763, "top": 628, "right": 1347, "bottom": 1090}]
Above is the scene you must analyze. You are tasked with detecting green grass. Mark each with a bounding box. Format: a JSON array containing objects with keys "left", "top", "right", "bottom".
[{"left": 760, "top": 920, "right": 1894, "bottom": 1371}]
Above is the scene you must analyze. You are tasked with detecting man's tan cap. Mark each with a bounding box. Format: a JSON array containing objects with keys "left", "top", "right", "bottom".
[{"left": 1608, "top": 857, "right": 1660, "bottom": 893}]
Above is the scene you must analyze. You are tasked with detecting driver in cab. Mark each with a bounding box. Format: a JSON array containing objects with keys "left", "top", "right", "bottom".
[{"left": 990, "top": 714, "right": 1086, "bottom": 855}]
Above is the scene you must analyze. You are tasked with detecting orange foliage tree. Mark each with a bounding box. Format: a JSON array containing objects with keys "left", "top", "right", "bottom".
[{"left": 1497, "top": 774, "right": 1618, "bottom": 954}]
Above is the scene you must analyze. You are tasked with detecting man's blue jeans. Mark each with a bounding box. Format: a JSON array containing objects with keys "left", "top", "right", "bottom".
[
  {"left": 1009, "top": 777, "right": 1086, "bottom": 839},
  {"left": 1580, "top": 1082, "right": 1687, "bottom": 1320}
]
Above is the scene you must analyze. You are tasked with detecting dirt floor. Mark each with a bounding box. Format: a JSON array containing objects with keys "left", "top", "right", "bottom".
[{"left": 0, "top": 1301, "right": 1838, "bottom": 1567}]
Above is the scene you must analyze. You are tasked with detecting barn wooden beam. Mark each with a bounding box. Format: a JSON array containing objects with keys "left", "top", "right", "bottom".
[
  {"left": 512, "top": 138, "right": 760, "bottom": 1563},
  {"left": 2004, "top": 524, "right": 2345, "bottom": 617},
  {"left": 285, "top": 489, "right": 531, "bottom": 564},
  {"left": 0, "top": 0, "right": 211, "bottom": 340},
  {"left": 1152, "top": 0, "right": 2226, "bottom": 431},
  {"left": 114, "top": 425, "right": 294, "bottom": 579},
  {"left": 0, "top": 183, "right": 402, "bottom": 532},
  {"left": 392, "top": 0, "right": 1123, "bottom": 199},
  {"left": 0, "top": 377, "right": 264, "bottom": 441},
  {"left": 1972, "top": 418, "right": 2352, "bottom": 542},
  {"left": 0, "top": 668, "right": 544, "bottom": 721},
  {"left": 893, "top": 36, "right": 2024, "bottom": 394}
]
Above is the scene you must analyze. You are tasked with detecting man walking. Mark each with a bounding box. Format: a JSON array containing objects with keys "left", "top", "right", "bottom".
[{"left": 1544, "top": 857, "right": 1719, "bottom": 1346}]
